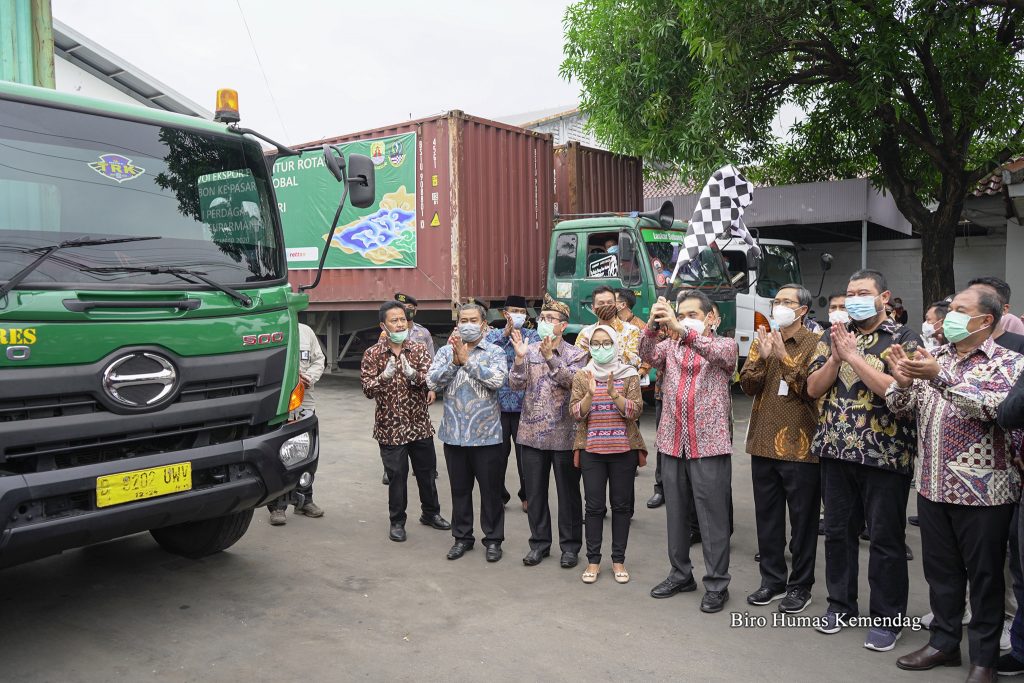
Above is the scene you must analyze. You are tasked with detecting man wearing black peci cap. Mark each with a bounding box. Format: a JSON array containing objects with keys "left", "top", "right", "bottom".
[{"left": 485, "top": 295, "right": 540, "bottom": 510}]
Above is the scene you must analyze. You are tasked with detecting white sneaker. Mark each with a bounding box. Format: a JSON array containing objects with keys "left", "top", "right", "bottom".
[{"left": 1003, "top": 617, "right": 1013, "bottom": 652}]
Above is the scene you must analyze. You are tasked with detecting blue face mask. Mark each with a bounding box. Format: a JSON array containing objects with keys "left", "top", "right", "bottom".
[
  {"left": 845, "top": 295, "right": 878, "bottom": 322},
  {"left": 457, "top": 322, "right": 483, "bottom": 343},
  {"left": 607, "top": 245, "right": 619, "bottom": 254}
]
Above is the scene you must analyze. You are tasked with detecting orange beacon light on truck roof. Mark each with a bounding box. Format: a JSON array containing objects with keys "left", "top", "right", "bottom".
[{"left": 215, "top": 89, "right": 240, "bottom": 123}]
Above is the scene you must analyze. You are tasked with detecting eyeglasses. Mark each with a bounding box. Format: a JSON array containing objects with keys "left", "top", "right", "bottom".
[
  {"left": 538, "top": 314, "right": 566, "bottom": 323},
  {"left": 590, "top": 341, "right": 615, "bottom": 350},
  {"left": 771, "top": 299, "right": 800, "bottom": 308}
]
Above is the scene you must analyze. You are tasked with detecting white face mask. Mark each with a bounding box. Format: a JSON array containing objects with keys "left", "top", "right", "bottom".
[
  {"left": 771, "top": 305, "right": 798, "bottom": 329},
  {"left": 829, "top": 310, "right": 850, "bottom": 325},
  {"left": 921, "top": 321, "right": 935, "bottom": 338},
  {"left": 509, "top": 313, "right": 526, "bottom": 329},
  {"left": 680, "top": 318, "right": 706, "bottom": 336}
]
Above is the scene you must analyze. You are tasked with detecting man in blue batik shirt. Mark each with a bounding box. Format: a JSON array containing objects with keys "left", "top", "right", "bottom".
[
  {"left": 428, "top": 302, "right": 508, "bottom": 563},
  {"left": 486, "top": 295, "right": 540, "bottom": 510}
]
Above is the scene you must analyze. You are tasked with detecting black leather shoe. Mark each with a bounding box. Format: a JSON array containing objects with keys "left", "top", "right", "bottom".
[
  {"left": 446, "top": 541, "right": 473, "bottom": 560},
  {"left": 908, "top": 515, "right": 919, "bottom": 527},
  {"left": 746, "top": 586, "right": 785, "bottom": 606},
  {"left": 560, "top": 551, "right": 579, "bottom": 568},
  {"left": 650, "top": 576, "right": 697, "bottom": 599},
  {"left": 522, "top": 548, "right": 549, "bottom": 566},
  {"left": 485, "top": 544, "right": 503, "bottom": 563},
  {"left": 895, "top": 645, "right": 962, "bottom": 671},
  {"left": 382, "top": 472, "right": 390, "bottom": 485},
  {"left": 419, "top": 514, "right": 452, "bottom": 530},
  {"left": 647, "top": 492, "right": 665, "bottom": 508},
  {"left": 701, "top": 589, "right": 729, "bottom": 613},
  {"left": 905, "top": 544, "right": 914, "bottom": 561},
  {"left": 754, "top": 553, "right": 761, "bottom": 562},
  {"left": 389, "top": 523, "right": 406, "bottom": 542},
  {"left": 689, "top": 532, "right": 702, "bottom": 546}
]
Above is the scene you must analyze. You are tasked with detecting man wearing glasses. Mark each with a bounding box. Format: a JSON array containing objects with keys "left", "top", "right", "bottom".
[
  {"left": 739, "top": 284, "right": 822, "bottom": 615},
  {"left": 509, "top": 296, "right": 589, "bottom": 568}
]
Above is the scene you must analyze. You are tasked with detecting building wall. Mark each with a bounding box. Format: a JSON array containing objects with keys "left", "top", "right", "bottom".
[
  {"left": 797, "top": 234, "right": 1008, "bottom": 325},
  {"left": 1006, "top": 219, "right": 1024, "bottom": 315},
  {"left": 528, "top": 112, "right": 605, "bottom": 149},
  {"left": 54, "top": 58, "right": 143, "bottom": 107}
]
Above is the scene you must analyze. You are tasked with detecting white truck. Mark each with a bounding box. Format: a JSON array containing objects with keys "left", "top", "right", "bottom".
[{"left": 722, "top": 238, "right": 813, "bottom": 361}]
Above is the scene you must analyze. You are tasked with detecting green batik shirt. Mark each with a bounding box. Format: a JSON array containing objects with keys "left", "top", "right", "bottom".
[{"left": 808, "top": 319, "right": 919, "bottom": 476}]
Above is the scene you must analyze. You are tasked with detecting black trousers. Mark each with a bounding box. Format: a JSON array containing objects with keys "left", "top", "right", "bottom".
[
  {"left": 500, "top": 411, "right": 526, "bottom": 503},
  {"left": 821, "top": 458, "right": 909, "bottom": 627},
  {"left": 581, "top": 450, "right": 638, "bottom": 564},
  {"left": 919, "top": 494, "right": 1014, "bottom": 667},
  {"left": 379, "top": 438, "right": 441, "bottom": 525},
  {"left": 751, "top": 455, "right": 820, "bottom": 590},
  {"left": 443, "top": 443, "right": 505, "bottom": 545},
  {"left": 521, "top": 445, "right": 582, "bottom": 555}
]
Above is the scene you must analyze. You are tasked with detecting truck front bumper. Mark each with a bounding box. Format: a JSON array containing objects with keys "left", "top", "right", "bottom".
[{"left": 0, "top": 415, "right": 318, "bottom": 569}]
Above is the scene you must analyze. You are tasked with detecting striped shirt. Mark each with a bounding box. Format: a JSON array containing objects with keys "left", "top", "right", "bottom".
[{"left": 577, "top": 380, "right": 632, "bottom": 454}]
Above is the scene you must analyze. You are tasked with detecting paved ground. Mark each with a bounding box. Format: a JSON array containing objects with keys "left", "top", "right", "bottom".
[{"left": 0, "top": 375, "right": 967, "bottom": 682}]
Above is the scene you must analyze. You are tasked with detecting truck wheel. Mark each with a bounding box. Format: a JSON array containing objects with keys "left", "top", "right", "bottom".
[{"left": 150, "top": 508, "right": 254, "bottom": 559}]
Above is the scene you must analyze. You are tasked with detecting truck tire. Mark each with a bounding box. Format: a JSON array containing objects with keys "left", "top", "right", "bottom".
[{"left": 150, "top": 508, "right": 254, "bottom": 559}]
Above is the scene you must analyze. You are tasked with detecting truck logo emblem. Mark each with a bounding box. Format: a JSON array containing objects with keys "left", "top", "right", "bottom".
[
  {"left": 88, "top": 153, "right": 146, "bottom": 183},
  {"left": 102, "top": 353, "right": 177, "bottom": 407},
  {"left": 242, "top": 332, "right": 284, "bottom": 346}
]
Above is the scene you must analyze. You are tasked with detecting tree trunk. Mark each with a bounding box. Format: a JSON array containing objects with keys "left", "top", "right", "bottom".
[{"left": 918, "top": 207, "right": 959, "bottom": 308}]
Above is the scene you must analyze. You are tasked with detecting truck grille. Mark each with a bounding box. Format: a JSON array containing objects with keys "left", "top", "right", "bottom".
[
  {"left": 0, "top": 377, "right": 258, "bottom": 422},
  {"left": 3, "top": 419, "right": 271, "bottom": 474}
]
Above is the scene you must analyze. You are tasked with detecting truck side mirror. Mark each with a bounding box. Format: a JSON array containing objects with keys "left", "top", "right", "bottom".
[
  {"left": 618, "top": 234, "right": 635, "bottom": 263},
  {"left": 347, "top": 154, "right": 376, "bottom": 209},
  {"left": 820, "top": 252, "right": 833, "bottom": 272}
]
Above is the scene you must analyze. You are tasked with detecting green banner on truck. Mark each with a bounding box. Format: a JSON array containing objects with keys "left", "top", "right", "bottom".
[{"left": 272, "top": 132, "right": 417, "bottom": 269}]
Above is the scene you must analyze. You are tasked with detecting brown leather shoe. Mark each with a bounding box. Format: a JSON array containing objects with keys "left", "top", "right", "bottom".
[
  {"left": 896, "top": 645, "right": 962, "bottom": 671},
  {"left": 965, "top": 665, "right": 996, "bottom": 683}
]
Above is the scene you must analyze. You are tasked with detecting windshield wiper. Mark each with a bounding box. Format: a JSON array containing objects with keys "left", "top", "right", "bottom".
[
  {"left": 83, "top": 265, "right": 253, "bottom": 307},
  {"left": 0, "top": 236, "right": 162, "bottom": 299}
]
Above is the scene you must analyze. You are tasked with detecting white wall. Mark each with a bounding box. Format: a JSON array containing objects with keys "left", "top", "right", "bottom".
[
  {"left": 54, "top": 58, "right": 143, "bottom": 107},
  {"left": 798, "top": 234, "right": 1008, "bottom": 325},
  {"left": 1006, "top": 219, "right": 1024, "bottom": 314}
]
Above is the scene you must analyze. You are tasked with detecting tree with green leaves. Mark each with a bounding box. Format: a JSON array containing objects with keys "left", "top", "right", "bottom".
[{"left": 561, "top": 0, "right": 1024, "bottom": 305}]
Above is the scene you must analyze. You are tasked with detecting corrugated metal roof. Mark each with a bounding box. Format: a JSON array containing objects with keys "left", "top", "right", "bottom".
[
  {"left": 53, "top": 19, "right": 212, "bottom": 118},
  {"left": 646, "top": 177, "right": 912, "bottom": 236}
]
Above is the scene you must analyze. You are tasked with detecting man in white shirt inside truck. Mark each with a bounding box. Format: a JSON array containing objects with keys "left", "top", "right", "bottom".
[{"left": 269, "top": 323, "right": 326, "bottom": 525}]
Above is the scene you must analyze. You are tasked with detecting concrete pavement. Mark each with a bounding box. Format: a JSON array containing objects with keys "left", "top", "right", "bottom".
[{"left": 0, "top": 375, "right": 966, "bottom": 681}]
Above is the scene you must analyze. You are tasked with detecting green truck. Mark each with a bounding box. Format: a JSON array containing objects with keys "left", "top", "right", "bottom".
[
  {"left": 547, "top": 204, "right": 737, "bottom": 338},
  {"left": 0, "top": 81, "right": 371, "bottom": 568}
]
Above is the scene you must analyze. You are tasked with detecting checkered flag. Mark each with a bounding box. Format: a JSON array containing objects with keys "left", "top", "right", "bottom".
[{"left": 670, "top": 165, "right": 759, "bottom": 283}]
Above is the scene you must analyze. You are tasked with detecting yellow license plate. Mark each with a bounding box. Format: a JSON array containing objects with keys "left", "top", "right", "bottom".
[{"left": 96, "top": 462, "right": 192, "bottom": 508}]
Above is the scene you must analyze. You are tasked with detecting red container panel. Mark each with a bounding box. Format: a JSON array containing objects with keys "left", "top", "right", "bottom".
[
  {"left": 284, "top": 112, "right": 552, "bottom": 311},
  {"left": 553, "top": 142, "right": 643, "bottom": 217}
]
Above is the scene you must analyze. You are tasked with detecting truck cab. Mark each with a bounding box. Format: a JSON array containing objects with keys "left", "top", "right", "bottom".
[
  {"left": 547, "top": 214, "right": 737, "bottom": 338},
  {"left": 0, "top": 81, "right": 331, "bottom": 568},
  {"left": 721, "top": 238, "right": 805, "bottom": 360}
]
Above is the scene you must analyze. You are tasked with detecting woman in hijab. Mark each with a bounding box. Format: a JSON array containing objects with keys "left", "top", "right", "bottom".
[{"left": 570, "top": 326, "right": 646, "bottom": 585}]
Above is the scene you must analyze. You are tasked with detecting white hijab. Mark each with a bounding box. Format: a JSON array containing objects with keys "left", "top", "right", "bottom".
[{"left": 582, "top": 325, "right": 639, "bottom": 381}]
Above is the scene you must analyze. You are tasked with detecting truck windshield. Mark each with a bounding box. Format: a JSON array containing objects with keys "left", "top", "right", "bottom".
[
  {"left": 642, "top": 229, "right": 731, "bottom": 289},
  {"left": 0, "top": 97, "right": 282, "bottom": 290},
  {"left": 756, "top": 243, "right": 802, "bottom": 298}
]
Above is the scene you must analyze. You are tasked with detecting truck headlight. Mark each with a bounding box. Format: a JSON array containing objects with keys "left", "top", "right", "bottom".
[{"left": 279, "top": 432, "right": 311, "bottom": 467}]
